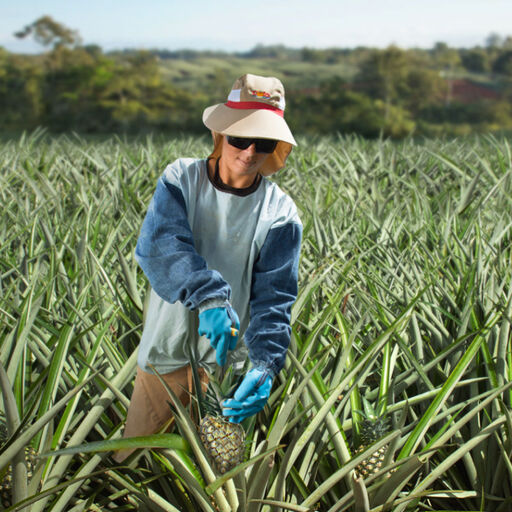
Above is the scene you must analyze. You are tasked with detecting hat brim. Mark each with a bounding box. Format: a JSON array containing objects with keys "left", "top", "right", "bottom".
[{"left": 203, "top": 103, "right": 296, "bottom": 146}]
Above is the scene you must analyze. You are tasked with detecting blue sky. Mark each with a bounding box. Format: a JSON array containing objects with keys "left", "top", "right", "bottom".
[{"left": 1, "top": 0, "right": 511, "bottom": 53}]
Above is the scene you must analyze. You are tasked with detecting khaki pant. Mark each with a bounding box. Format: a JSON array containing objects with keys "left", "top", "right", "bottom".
[{"left": 113, "top": 365, "right": 209, "bottom": 462}]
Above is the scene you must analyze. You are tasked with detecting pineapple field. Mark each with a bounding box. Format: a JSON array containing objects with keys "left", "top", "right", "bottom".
[{"left": 1, "top": 129, "right": 512, "bottom": 511}]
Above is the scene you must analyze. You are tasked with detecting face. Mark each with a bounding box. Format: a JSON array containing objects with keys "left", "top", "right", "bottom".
[{"left": 219, "top": 136, "right": 270, "bottom": 183}]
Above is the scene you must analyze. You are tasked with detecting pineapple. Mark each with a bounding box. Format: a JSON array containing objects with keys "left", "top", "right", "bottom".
[
  {"left": 199, "top": 414, "right": 245, "bottom": 474},
  {"left": 353, "top": 401, "right": 391, "bottom": 478},
  {"left": 193, "top": 364, "right": 246, "bottom": 475},
  {"left": 0, "top": 420, "right": 38, "bottom": 508}
]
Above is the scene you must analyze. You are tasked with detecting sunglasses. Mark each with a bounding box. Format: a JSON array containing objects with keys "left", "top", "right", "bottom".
[{"left": 227, "top": 136, "right": 278, "bottom": 154}]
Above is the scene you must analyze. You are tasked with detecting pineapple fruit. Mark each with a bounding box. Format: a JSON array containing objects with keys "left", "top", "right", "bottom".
[
  {"left": 199, "top": 414, "right": 245, "bottom": 474},
  {"left": 353, "top": 403, "right": 391, "bottom": 478},
  {"left": 193, "top": 364, "right": 246, "bottom": 475},
  {"left": 0, "top": 420, "right": 38, "bottom": 509}
]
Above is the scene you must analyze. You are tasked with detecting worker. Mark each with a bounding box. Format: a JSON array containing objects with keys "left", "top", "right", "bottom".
[{"left": 114, "top": 73, "right": 302, "bottom": 462}]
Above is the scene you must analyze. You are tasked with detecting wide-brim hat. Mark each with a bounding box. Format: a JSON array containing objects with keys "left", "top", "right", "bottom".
[{"left": 203, "top": 74, "right": 296, "bottom": 176}]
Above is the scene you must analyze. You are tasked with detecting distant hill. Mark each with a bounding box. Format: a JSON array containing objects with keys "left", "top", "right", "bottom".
[
  {"left": 107, "top": 44, "right": 511, "bottom": 97},
  {"left": 2, "top": 41, "right": 511, "bottom": 136}
]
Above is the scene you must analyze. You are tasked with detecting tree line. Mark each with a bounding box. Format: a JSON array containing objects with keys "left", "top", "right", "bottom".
[{"left": 1, "top": 16, "right": 511, "bottom": 137}]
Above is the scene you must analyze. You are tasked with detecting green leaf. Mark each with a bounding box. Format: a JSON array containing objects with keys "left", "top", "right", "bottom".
[{"left": 39, "top": 433, "right": 190, "bottom": 458}]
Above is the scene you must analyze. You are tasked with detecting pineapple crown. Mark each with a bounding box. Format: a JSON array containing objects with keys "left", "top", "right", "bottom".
[
  {"left": 354, "top": 397, "right": 391, "bottom": 446},
  {"left": 187, "top": 345, "right": 245, "bottom": 421}
]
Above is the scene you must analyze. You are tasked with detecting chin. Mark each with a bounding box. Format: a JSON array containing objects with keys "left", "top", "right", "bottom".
[{"left": 237, "top": 162, "right": 256, "bottom": 173}]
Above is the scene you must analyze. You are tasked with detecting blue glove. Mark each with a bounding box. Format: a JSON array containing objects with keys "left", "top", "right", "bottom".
[
  {"left": 222, "top": 368, "right": 273, "bottom": 423},
  {"left": 198, "top": 305, "right": 240, "bottom": 366}
]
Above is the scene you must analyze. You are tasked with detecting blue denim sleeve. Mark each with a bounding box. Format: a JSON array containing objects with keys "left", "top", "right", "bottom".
[
  {"left": 244, "top": 222, "right": 302, "bottom": 376},
  {"left": 134, "top": 175, "right": 232, "bottom": 309}
]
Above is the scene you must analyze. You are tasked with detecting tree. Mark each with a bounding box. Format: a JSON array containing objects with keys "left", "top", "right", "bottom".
[
  {"left": 503, "top": 37, "right": 512, "bottom": 50},
  {"left": 15, "top": 16, "right": 81, "bottom": 50},
  {"left": 461, "top": 49, "right": 491, "bottom": 73},
  {"left": 486, "top": 33, "right": 503, "bottom": 49},
  {"left": 287, "top": 77, "right": 415, "bottom": 138},
  {"left": 432, "top": 42, "right": 461, "bottom": 106},
  {"left": 355, "top": 47, "right": 410, "bottom": 117},
  {"left": 0, "top": 52, "right": 44, "bottom": 129},
  {"left": 301, "top": 47, "right": 323, "bottom": 63},
  {"left": 492, "top": 50, "right": 512, "bottom": 76},
  {"left": 404, "top": 68, "right": 446, "bottom": 114}
]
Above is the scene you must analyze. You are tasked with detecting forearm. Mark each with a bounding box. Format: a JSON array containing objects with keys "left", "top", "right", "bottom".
[{"left": 244, "top": 221, "right": 302, "bottom": 375}]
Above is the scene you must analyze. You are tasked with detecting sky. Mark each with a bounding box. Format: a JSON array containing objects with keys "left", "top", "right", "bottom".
[{"left": 1, "top": 0, "right": 511, "bottom": 54}]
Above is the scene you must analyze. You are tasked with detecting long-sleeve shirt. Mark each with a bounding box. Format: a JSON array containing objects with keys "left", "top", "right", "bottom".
[{"left": 135, "top": 158, "right": 302, "bottom": 376}]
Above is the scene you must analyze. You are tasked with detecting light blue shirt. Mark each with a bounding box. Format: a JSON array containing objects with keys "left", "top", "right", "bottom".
[{"left": 135, "top": 158, "right": 302, "bottom": 376}]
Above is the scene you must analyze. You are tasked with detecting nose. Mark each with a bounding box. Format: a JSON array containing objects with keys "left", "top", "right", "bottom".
[{"left": 242, "top": 143, "right": 257, "bottom": 156}]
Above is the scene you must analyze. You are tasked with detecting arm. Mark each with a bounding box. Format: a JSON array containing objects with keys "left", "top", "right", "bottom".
[
  {"left": 135, "top": 169, "right": 232, "bottom": 310},
  {"left": 244, "top": 221, "right": 302, "bottom": 376},
  {"left": 222, "top": 220, "right": 302, "bottom": 422}
]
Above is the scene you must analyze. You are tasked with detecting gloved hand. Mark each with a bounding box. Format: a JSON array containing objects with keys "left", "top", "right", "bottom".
[
  {"left": 222, "top": 368, "right": 273, "bottom": 423},
  {"left": 198, "top": 305, "right": 240, "bottom": 366}
]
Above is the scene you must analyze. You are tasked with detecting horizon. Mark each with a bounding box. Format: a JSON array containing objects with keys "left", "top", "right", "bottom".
[
  {"left": 3, "top": 39, "right": 507, "bottom": 56},
  {"left": 1, "top": 0, "right": 512, "bottom": 55}
]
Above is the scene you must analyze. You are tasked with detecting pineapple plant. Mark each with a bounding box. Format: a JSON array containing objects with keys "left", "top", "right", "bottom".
[
  {"left": 194, "top": 365, "right": 246, "bottom": 475},
  {"left": 353, "top": 399, "right": 392, "bottom": 479}
]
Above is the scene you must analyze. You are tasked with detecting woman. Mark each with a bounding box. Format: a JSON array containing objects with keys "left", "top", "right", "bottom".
[{"left": 114, "top": 73, "right": 302, "bottom": 462}]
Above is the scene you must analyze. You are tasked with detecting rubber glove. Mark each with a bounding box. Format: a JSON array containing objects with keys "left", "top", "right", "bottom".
[
  {"left": 222, "top": 368, "right": 273, "bottom": 423},
  {"left": 198, "top": 304, "right": 240, "bottom": 366}
]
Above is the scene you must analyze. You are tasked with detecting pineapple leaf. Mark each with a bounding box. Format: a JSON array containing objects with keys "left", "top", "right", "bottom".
[
  {"left": 361, "top": 396, "right": 377, "bottom": 420},
  {"left": 186, "top": 344, "right": 209, "bottom": 420}
]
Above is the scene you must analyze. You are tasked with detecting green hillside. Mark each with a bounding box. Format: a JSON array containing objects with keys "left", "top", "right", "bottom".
[
  {"left": 157, "top": 56, "right": 358, "bottom": 91},
  {"left": 2, "top": 15, "right": 512, "bottom": 136}
]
